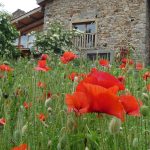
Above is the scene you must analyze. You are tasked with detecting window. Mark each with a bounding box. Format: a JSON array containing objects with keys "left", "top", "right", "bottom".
[
  {"left": 20, "top": 35, "right": 28, "bottom": 48},
  {"left": 87, "top": 53, "right": 111, "bottom": 61},
  {"left": 86, "top": 50, "right": 114, "bottom": 62},
  {"left": 73, "top": 22, "right": 96, "bottom": 33},
  {"left": 27, "top": 34, "right": 35, "bottom": 48},
  {"left": 72, "top": 21, "right": 96, "bottom": 49},
  {"left": 20, "top": 33, "right": 35, "bottom": 48}
]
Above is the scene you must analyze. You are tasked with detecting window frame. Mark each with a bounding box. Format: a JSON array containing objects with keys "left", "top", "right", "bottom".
[{"left": 70, "top": 19, "right": 98, "bottom": 49}]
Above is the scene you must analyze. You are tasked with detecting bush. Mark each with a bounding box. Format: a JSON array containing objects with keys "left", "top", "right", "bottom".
[
  {"left": 0, "top": 10, "right": 20, "bottom": 58},
  {"left": 34, "top": 22, "right": 80, "bottom": 55}
]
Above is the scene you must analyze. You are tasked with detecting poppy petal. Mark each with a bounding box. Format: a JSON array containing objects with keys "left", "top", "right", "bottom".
[{"left": 119, "top": 95, "right": 142, "bottom": 116}]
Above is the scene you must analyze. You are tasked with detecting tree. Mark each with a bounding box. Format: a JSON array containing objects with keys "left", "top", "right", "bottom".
[{"left": 0, "top": 7, "right": 19, "bottom": 58}]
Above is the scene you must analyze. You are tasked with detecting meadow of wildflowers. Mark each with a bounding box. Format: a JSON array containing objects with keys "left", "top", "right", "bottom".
[{"left": 0, "top": 52, "right": 150, "bottom": 150}]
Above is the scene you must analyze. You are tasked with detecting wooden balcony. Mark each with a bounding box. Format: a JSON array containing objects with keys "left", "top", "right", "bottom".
[
  {"left": 73, "top": 33, "right": 97, "bottom": 50},
  {"left": 17, "top": 45, "right": 31, "bottom": 57}
]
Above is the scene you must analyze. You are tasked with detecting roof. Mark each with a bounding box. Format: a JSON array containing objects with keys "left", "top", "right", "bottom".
[
  {"left": 12, "top": 9, "right": 26, "bottom": 20},
  {"left": 11, "top": 7, "right": 44, "bottom": 33}
]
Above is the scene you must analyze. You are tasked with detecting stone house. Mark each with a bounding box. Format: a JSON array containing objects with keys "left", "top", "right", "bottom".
[
  {"left": 12, "top": 0, "right": 150, "bottom": 63},
  {"left": 37, "top": 0, "right": 150, "bottom": 63},
  {"left": 11, "top": 7, "right": 44, "bottom": 56}
]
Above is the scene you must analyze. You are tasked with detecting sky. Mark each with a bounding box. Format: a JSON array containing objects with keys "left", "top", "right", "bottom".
[{"left": 0, "top": 0, "right": 38, "bottom": 14}]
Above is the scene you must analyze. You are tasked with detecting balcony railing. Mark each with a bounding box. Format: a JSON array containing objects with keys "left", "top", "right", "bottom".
[{"left": 73, "top": 33, "right": 97, "bottom": 49}]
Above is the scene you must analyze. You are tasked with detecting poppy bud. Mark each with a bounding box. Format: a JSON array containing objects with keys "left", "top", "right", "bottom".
[
  {"left": 108, "top": 117, "right": 122, "bottom": 134},
  {"left": 47, "top": 140, "right": 52, "bottom": 149},
  {"left": 45, "top": 98, "right": 51, "bottom": 107},
  {"left": 57, "top": 135, "right": 67, "bottom": 150},
  {"left": 132, "top": 138, "right": 138, "bottom": 148},
  {"left": 140, "top": 105, "right": 149, "bottom": 116},
  {"left": 3, "top": 61, "right": 10, "bottom": 65},
  {"left": 142, "top": 93, "right": 149, "bottom": 100},
  {"left": 42, "top": 121, "right": 49, "bottom": 128},
  {"left": 20, "top": 105, "right": 25, "bottom": 113},
  {"left": 125, "top": 88, "right": 131, "bottom": 95},
  {"left": 13, "top": 130, "right": 22, "bottom": 142},
  {"left": 3, "top": 92, "right": 9, "bottom": 99},
  {"left": 85, "top": 147, "right": 89, "bottom": 150},
  {"left": 57, "top": 143, "right": 61, "bottom": 150},
  {"left": 74, "top": 76, "right": 79, "bottom": 82},
  {"left": 47, "top": 107, "right": 52, "bottom": 114},
  {"left": 22, "top": 124, "right": 28, "bottom": 135}
]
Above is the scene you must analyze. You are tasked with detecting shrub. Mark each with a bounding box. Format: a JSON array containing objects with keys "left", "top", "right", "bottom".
[
  {"left": 0, "top": 10, "right": 20, "bottom": 58},
  {"left": 34, "top": 22, "right": 79, "bottom": 55}
]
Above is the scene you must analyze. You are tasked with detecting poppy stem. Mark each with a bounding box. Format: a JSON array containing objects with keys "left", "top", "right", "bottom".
[
  {"left": 113, "top": 134, "right": 117, "bottom": 150},
  {"left": 124, "top": 122, "right": 130, "bottom": 150}
]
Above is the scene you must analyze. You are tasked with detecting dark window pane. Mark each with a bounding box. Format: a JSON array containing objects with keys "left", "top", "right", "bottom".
[
  {"left": 73, "top": 24, "right": 86, "bottom": 32},
  {"left": 87, "top": 53, "right": 110, "bottom": 61},
  {"left": 73, "top": 22, "right": 95, "bottom": 33}
]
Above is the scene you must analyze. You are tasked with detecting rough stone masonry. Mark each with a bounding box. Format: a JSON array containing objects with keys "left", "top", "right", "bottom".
[{"left": 40, "top": 0, "right": 150, "bottom": 64}]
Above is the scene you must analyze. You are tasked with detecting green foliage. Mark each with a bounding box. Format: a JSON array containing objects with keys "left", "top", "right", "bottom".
[
  {"left": 0, "top": 57, "right": 149, "bottom": 150},
  {"left": 34, "top": 22, "right": 79, "bottom": 55},
  {"left": 0, "top": 10, "right": 20, "bottom": 58}
]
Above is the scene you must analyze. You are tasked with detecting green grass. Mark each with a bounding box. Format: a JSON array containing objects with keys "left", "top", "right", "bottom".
[{"left": 0, "top": 57, "right": 150, "bottom": 150}]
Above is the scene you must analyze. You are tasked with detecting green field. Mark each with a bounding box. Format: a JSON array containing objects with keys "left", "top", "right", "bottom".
[{"left": 0, "top": 55, "right": 150, "bottom": 150}]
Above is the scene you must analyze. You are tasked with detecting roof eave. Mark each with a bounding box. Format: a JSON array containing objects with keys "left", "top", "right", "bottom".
[{"left": 11, "top": 7, "right": 42, "bottom": 23}]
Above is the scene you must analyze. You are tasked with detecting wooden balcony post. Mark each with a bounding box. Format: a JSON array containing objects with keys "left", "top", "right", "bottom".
[{"left": 73, "top": 33, "right": 97, "bottom": 50}]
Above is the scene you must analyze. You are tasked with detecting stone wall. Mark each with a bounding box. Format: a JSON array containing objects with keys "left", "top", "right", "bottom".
[
  {"left": 146, "top": 0, "right": 150, "bottom": 64},
  {"left": 44, "top": 0, "right": 148, "bottom": 63}
]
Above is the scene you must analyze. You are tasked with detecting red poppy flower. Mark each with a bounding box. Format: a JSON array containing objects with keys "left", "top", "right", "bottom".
[
  {"left": 0, "top": 118, "right": 6, "bottom": 126},
  {"left": 117, "top": 76, "right": 125, "bottom": 84},
  {"left": 0, "top": 64, "right": 14, "bottom": 72},
  {"left": 37, "top": 113, "right": 46, "bottom": 122},
  {"left": 43, "top": 91, "right": 52, "bottom": 99},
  {"left": 41, "top": 54, "right": 49, "bottom": 60},
  {"left": 34, "top": 60, "right": 51, "bottom": 72},
  {"left": 66, "top": 92, "right": 90, "bottom": 114},
  {"left": 146, "top": 84, "right": 150, "bottom": 91},
  {"left": 76, "top": 68, "right": 125, "bottom": 91},
  {"left": 47, "top": 91, "right": 52, "bottom": 98},
  {"left": 66, "top": 83, "right": 125, "bottom": 121},
  {"left": 121, "top": 58, "right": 134, "bottom": 65},
  {"left": 60, "top": 51, "right": 77, "bottom": 64},
  {"left": 143, "top": 72, "right": 150, "bottom": 80},
  {"left": 119, "top": 63, "right": 126, "bottom": 69},
  {"left": 79, "top": 73, "right": 87, "bottom": 79},
  {"left": 11, "top": 143, "right": 28, "bottom": 150},
  {"left": 68, "top": 72, "right": 78, "bottom": 81},
  {"left": 37, "top": 81, "right": 46, "bottom": 88},
  {"left": 119, "top": 94, "right": 142, "bottom": 116},
  {"left": 23, "top": 102, "right": 32, "bottom": 109},
  {"left": 91, "top": 68, "right": 97, "bottom": 72},
  {"left": 135, "top": 63, "right": 143, "bottom": 71},
  {"left": 99, "top": 59, "right": 109, "bottom": 67},
  {"left": 68, "top": 72, "right": 86, "bottom": 82}
]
